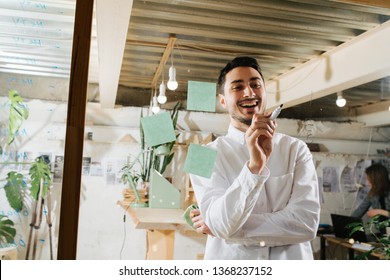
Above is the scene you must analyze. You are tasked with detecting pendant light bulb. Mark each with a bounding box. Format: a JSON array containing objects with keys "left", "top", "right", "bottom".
[
  {"left": 167, "top": 65, "right": 178, "bottom": 90},
  {"left": 336, "top": 91, "right": 346, "bottom": 107},
  {"left": 158, "top": 81, "right": 167, "bottom": 104},
  {"left": 151, "top": 96, "right": 160, "bottom": 114}
]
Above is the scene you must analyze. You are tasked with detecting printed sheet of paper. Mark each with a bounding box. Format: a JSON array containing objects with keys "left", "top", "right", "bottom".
[
  {"left": 140, "top": 112, "right": 176, "bottom": 147},
  {"left": 186, "top": 81, "right": 216, "bottom": 112},
  {"left": 183, "top": 143, "right": 217, "bottom": 178}
]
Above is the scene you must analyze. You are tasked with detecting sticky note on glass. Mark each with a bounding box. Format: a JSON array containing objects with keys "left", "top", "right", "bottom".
[
  {"left": 141, "top": 112, "right": 176, "bottom": 147},
  {"left": 186, "top": 81, "right": 216, "bottom": 112},
  {"left": 184, "top": 143, "right": 217, "bottom": 178}
]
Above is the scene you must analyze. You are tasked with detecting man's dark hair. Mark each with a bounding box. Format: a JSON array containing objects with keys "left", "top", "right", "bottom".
[{"left": 217, "top": 56, "right": 264, "bottom": 95}]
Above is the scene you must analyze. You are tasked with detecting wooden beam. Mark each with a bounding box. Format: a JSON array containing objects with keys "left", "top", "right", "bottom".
[
  {"left": 266, "top": 20, "right": 390, "bottom": 127},
  {"left": 57, "top": 0, "right": 94, "bottom": 260},
  {"left": 356, "top": 100, "right": 390, "bottom": 127},
  {"left": 151, "top": 35, "right": 177, "bottom": 88},
  {"left": 97, "top": 0, "right": 134, "bottom": 108},
  {"left": 334, "top": 0, "right": 390, "bottom": 9}
]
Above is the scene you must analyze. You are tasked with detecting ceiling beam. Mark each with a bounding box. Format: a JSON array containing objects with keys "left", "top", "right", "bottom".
[
  {"left": 151, "top": 35, "right": 177, "bottom": 88},
  {"left": 333, "top": 0, "right": 390, "bottom": 9},
  {"left": 266, "top": 19, "right": 390, "bottom": 126},
  {"left": 356, "top": 100, "right": 390, "bottom": 127},
  {"left": 96, "top": 0, "right": 134, "bottom": 108}
]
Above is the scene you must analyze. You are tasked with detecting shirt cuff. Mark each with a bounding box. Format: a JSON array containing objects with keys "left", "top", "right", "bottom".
[
  {"left": 239, "top": 161, "right": 270, "bottom": 189},
  {"left": 245, "top": 161, "right": 270, "bottom": 177}
]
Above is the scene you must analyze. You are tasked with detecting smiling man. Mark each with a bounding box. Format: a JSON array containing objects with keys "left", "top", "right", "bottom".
[{"left": 189, "top": 56, "right": 320, "bottom": 260}]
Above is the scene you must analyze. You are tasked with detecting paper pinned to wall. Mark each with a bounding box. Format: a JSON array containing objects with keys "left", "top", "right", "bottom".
[
  {"left": 183, "top": 143, "right": 217, "bottom": 178},
  {"left": 140, "top": 112, "right": 176, "bottom": 147},
  {"left": 186, "top": 81, "right": 216, "bottom": 112}
]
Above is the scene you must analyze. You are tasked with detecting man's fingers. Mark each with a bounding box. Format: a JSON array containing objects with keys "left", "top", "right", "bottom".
[{"left": 189, "top": 209, "right": 200, "bottom": 218}]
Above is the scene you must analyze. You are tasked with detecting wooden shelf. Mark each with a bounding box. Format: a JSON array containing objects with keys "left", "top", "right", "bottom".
[
  {"left": 117, "top": 201, "right": 194, "bottom": 259},
  {"left": 118, "top": 201, "right": 191, "bottom": 231}
]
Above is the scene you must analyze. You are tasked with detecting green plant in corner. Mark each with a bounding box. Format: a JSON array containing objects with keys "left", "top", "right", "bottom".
[
  {"left": 120, "top": 102, "right": 180, "bottom": 205},
  {"left": 347, "top": 215, "right": 390, "bottom": 259}
]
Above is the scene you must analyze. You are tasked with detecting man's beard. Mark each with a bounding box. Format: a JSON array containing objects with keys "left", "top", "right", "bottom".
[{"left": 232, "top": 114, "right": 252, "bottom": 126}]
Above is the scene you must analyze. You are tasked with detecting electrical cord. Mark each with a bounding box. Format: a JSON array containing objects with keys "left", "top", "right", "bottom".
[{"left": 119, "top": 204, "right": 131, "bottom": 260}]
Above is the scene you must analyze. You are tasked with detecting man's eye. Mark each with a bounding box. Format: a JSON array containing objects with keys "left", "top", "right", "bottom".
[
  {"left": 232, "top": 85, "right": 243, "bottom": 91},
  {"left": 251, "top": 83, "right": 261, "bottom": 89}
]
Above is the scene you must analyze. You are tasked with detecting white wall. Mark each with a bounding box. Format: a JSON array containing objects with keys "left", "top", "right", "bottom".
[{"left": 1, "top": 97, "right": 389, "bottom": 259}]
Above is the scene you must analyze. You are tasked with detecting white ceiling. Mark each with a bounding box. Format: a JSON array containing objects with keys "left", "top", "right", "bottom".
[{"left": 0, "top": 0, "right": 390, "bottom": 127}]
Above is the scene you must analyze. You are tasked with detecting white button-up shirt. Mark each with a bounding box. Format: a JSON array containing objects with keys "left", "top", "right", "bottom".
[{"left": 190, "top": 125, "right": 320, "bottom": 259}]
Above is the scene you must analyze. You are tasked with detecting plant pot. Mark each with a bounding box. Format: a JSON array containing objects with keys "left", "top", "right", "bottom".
[{"left": 122, "top": 183, "right": 149, "bottom": 208}]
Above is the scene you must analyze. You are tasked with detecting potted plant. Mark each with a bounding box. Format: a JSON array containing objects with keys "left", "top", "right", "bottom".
[
  {"left": 347, "top": 215, "right": 390, "bottom": 259},
  {"left": 120, "top": 102, "right": 180, "bottom": 207},
  {"left": 0, "top": 90, "right": 52, "bottom": 259}
]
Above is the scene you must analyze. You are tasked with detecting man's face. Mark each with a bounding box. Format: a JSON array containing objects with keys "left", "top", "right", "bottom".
[{"left": 219, "top": 66, "right": 266, "bottom": 129}]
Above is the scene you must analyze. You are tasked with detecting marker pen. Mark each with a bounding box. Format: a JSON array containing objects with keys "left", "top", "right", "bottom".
[{"left": 269, "top": 104, "right": 283, "bottom": 120}]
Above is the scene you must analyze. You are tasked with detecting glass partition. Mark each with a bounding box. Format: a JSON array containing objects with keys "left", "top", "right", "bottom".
[{"left": 0, "top": 0, "right": 77, "bottom": 260}]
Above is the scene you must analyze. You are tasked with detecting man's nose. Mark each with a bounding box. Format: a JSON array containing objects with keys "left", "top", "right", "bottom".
[{"left": 243, "top": 86, "right": 255, "bottom": 97}]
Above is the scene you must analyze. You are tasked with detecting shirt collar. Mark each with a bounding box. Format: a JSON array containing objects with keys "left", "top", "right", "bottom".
[{"left": 227, "top": 124, "right": 246, "bottom": 145}]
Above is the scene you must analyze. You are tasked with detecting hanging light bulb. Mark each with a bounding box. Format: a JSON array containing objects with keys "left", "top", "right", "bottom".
[
  {"left": 167, "top": 50, "right": 178, "bottom": 90},
  {"left": 158, "top": 81, "right": 167, "bottom": 104},
  {"left": 336, "top": 91, "right": 346, "bottom": 107},
  {"left": 151, "top": 94, "right": 160, "bottom": 114},
  {"left": 167, "top": 65, "right": 178, "bottom": 90}
]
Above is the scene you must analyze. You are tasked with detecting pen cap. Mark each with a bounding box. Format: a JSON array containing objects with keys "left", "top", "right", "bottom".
[{"left": 269, "top": 104, "right": 283, "bottom": 120}]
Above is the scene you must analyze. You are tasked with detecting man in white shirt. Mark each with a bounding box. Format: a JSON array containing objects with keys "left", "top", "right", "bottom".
[{"left": 189, "top": 56, "right": 320, "bottom": 260}]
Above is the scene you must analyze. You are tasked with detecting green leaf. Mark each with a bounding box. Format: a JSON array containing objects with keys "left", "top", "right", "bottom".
[
  {"left": 0, "top": 214, "right": 16, "bottom": 244},
  {"left": 140, "top": 109, "right": 145, "bottom": 150},
  {"left": 354, "top": 249, "right": 372, "bottom": 260},
  {"left": 8, "top": 90, "right": 29, "bottom": 145},
  {"left": 4, "top": 171, "right": 26, "bottom": 212},
  {"left": 29, "top": 156, "right": 52, "bottom": 200}
]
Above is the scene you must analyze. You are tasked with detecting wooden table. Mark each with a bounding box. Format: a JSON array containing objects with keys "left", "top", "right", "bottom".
[
  {"left": 319, "top": 234, "right": 384, "bottom": 260},
  {"left": 118, "top": 201, "right": 193, "bottom": 260}
]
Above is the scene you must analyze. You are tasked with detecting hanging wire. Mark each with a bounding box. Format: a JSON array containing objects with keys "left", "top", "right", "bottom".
[
  {"left": 349, "top": 127, "right": 374, "bottom": 215},
  {"left": 305, "top": 91, "right": 315, "bottom": 143}
]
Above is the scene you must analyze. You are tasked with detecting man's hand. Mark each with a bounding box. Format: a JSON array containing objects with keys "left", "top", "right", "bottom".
[
  {"left": 245, "top": 111, "right": 276, "bottom": 174},
  {"left": 190, "top": 209, "right": 214, "bottom": 236}
]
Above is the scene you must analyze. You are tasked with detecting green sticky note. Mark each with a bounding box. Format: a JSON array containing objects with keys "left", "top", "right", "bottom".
[
  {"left": 186, "top": 81, "right": 216, "bottom": 112},
  {"left": 149, "top": 169, "right": 180, "bottom": 209},
  {"left": 183, "top": 143, "right": 217, "bottom": 178},
  {"left": 141, "top": 112, "right": 176, "bottom": 147}
]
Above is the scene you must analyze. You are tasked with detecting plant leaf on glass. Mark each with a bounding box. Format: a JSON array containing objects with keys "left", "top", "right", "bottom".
[
  {"left": 0, "top": 215, "right": 16, "bottom": 244},
  {"left": 29, "top": 156, "right": 52, "bottom": 200},
  {"left": 4, "top": 171, "right": 26, "bottom": 212},
  {"left": 8, "top": 90, "right": 29, "bottom": 145}
]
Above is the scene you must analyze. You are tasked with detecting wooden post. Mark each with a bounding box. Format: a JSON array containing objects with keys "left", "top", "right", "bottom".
[
  {"left": 146, "top": 230, "right": 175, "bottom": 260},
  {"left": 57, "top": 0, "right": 94, "bottom": 260}
]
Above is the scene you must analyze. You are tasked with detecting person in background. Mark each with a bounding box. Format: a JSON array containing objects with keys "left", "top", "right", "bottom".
[
  {"left": 352, "top": 163, "right": 390, "bottom": 219},
  {"left": 189, "top": 56, "right": 320, "bottom": 260}
]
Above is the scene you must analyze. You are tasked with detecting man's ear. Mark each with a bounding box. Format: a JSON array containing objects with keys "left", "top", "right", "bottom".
[{"left": 218, "top": 94, "right": 226, "bottom": 108}]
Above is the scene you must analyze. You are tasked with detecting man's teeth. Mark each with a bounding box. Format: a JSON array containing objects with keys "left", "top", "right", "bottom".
[{"left": 240, "top": 101, "right": 258, "bottom": 107}]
